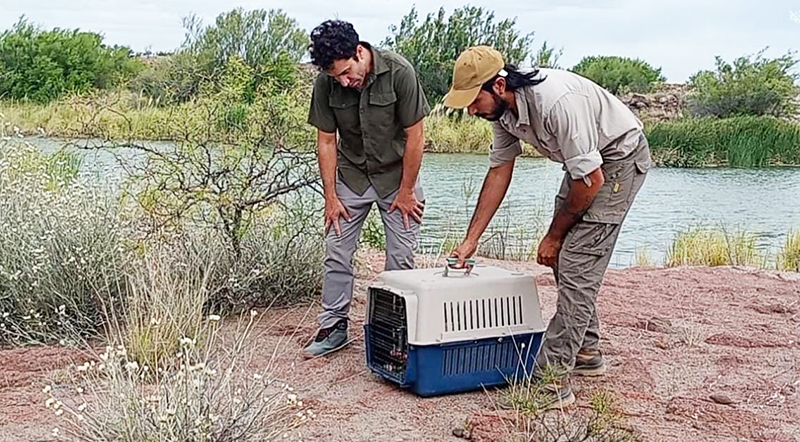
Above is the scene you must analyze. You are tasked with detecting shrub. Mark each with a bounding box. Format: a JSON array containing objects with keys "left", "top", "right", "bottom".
[
  {"left": 571, "top": 56, "right": 664, "bottom": 94},
  {"left": 0, "top": 131, "right": 126, "bottom": 346},
  {"left": 687, "top": 48, "right": 799, "bottom": 118},
  {"left": 383, "top": 6, "right": 534, "bottom": 103},
  {"left": 0, "top": 17, "right": 142, "bottom": 103},
  {"left": 43, "top": 312, "right": 310, "bottom": 441},
  {"left": 131, "top": 9, "right": 309, "bottom": 104}
]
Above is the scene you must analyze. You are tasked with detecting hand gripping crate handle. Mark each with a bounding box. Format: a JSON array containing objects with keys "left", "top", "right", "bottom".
[{"left": 444, "top": 258, "right": 476, "bottom": 277}]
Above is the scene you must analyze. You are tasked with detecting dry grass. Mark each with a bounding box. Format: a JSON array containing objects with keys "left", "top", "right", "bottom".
[
  {"left": 42, "top": 310, "right": 310, "bottom": 442},
  {"left": 777, "top": 230, "right": 800, "bottom": 272},
  {"left": 634, "top": 246, "right": 654, "bottom": 267},
  {"left": 499, "top": 370, "right": 640, "bottom": 442},
  {"left": 666, "top": 226, "right": 765, "bottom": 268}
]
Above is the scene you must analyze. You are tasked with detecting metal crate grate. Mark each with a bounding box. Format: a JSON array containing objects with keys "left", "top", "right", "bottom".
[{"left": 368, "top": 288, "right": 409, "bottom": 379}]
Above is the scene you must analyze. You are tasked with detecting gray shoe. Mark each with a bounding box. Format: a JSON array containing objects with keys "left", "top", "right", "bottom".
[
  {"left": 303, "top": 320, "right": 349, "bottom": 359},
  {"left": 572, "top": 349, "right": 607, "bottom": 377}
]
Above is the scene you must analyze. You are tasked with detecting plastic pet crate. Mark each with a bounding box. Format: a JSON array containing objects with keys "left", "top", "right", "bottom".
[{"left": 364, "top": 261, "right": 546, "bottom": 397}]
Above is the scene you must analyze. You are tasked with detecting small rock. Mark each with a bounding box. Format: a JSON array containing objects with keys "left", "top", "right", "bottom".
[
  {"left": 709, "top": 394, "right": 734, "bottom": 405},
  {"left": 452, "top": 427, "right": 471, "bottom": 439}
]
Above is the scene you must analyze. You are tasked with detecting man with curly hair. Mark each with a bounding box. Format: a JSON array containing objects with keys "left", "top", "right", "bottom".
[{"left": 304, "top": 20, "right": 430, "bottom": 358}]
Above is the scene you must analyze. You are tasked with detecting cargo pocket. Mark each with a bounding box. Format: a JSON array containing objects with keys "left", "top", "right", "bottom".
[
  {"left": 628, "top": 143, "right": 652, "bottom": 203},
  {"left": 582, "top": 159, "right": 637, "bottom": 225},
  {"left": 562, "top": 222, "right": 620, "bottom": 258}
]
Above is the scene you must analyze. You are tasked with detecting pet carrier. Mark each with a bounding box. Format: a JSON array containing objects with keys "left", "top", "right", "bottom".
[{"left": 364, "top": 259, "right": 546, "bottom": 396}]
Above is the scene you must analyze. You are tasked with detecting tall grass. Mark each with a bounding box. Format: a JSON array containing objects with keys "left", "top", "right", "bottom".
[
  {"left": 777, "top": 230, "right": 800, "bottom": 272},
  {"left": 2, "top": 97, "right": 550, "bottom": 156},
  {"left": 646, "top": 116, "right": 800, "bottom": 167},
  {"left": 43, "top": 310, "right": 310, "bottom": 441},
  {"left": 666, "top": 226, "right": 765, "bottom": 268},
  {"left": 424, "top": 112, "right": 493, "bottom": 154},
  {"left": 499, "top": 365, "right": 640, "bottom": 442},
  {"left": 0, "top": 122, "right": 324, "bottom": 346}
]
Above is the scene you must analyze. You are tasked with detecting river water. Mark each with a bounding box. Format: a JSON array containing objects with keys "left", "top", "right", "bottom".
[{"left": 29, "top": 138, "right": 800, "bottom": 267}]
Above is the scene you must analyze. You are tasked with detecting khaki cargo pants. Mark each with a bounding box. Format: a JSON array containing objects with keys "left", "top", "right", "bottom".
[{"left": 534, "top": 133, "right": 651, "bottom": 374}]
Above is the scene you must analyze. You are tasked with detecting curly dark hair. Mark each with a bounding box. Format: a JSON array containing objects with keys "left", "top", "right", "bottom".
[{"left": 309, "top": 20, "right": 360, "bottom": 71}]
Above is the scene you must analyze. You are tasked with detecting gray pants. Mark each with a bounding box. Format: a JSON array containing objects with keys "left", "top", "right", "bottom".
[
  {"left": 319, "top": 177, "right": 424, "bottom": 328},
  {"left": 535, "top": 135, "right": 651, "bottom": 373}
]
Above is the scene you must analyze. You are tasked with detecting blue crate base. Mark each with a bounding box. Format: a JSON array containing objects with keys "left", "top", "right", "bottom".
[{"left": 365, "top": 325, "right": 544, "bottom": 397}]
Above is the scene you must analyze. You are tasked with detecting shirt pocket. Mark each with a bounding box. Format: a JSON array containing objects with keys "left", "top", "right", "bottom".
[
  {"left": 368, "top": 91, "right": 398, "bottom": 130},
  {"left": 329, "top": 95, "right": 360, "bottom": 130}
]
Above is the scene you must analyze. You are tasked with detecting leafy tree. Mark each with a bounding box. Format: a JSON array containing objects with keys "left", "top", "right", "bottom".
[
  {"left": 535, "top": 41, "right": 563, "bottom": 69},
  {"left": 130, "top": 9, "right": 309, "bottom": 104},
  {"left": 571, "top": 56, "right": 664, "bottom": 94},
  {"left": 687, "top": 48, "right": 799, "bottom": 118},
  {"left": 383, "top": 6, "right": 534, "bottom": 103},
  {"left": 0, "top": 17, "right": 142, "bottom": 102}
]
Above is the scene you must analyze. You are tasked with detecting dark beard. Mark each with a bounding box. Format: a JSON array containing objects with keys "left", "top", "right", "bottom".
[{"left": 476, "top": 93, "right": 508, "bottom": 122}]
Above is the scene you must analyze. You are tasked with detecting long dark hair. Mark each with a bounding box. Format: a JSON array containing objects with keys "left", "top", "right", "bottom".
[{"left": 481, "top": 64, "right": 546, "bottom": 92}]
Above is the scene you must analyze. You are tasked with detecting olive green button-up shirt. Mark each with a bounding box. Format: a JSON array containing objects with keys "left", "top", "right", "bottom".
[{"left": 308, "top": 46, "right": 430, "bottom": 198}]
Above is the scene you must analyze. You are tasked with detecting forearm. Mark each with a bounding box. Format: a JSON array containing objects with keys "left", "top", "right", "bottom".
[
  {"left": 317, "top": 132, "right": 338, "bottom": 200},
  {"left": 546, "top": 168, "right": 604, "bottom": 240},
  {"left": 465, "top": 162, "right": 514, "bottom": 244},
  {"left": 400, "top": 121, "right": 424, "bottom": 192}
]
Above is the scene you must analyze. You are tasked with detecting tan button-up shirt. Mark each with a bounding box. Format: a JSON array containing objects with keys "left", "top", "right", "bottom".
[{"left": 489, "top": 68, "right": 643, "bottom": 181}]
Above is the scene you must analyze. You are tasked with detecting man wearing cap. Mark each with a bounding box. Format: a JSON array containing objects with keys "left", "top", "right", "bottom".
[
  {"left": 446, "top": 46, "right": 651, "bottom": 408},
  {"left": 303, "top": 20, "right": 431, "bottom": 358}
]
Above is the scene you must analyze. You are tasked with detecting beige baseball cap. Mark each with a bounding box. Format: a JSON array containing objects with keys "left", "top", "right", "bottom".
[{"left": 443, "top": 46, "right": 505, "bottom": 109}]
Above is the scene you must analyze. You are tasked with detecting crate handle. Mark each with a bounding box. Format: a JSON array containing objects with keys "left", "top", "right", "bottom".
[{"left": 444, "top": 258, "right": 475, "bottom": 277}]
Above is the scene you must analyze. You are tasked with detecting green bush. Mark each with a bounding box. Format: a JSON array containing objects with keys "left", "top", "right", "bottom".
[
  {"left": 687, "top": 49, "right": 799, "bottom": 118},
  {"left": 383, "top": 6, "right": 534, "bottom": 103},
  {"left": 130, "top": 9, "right": 309, "bottom": 104},
  {"left": 646, "top": 115, "right": 800, "bottom": 167},
  {"left": 571, "top": 56, "right": 664, "bottom": 94},
  {"left": 0, "top": 17, "right": 142, "bottom": 103}
]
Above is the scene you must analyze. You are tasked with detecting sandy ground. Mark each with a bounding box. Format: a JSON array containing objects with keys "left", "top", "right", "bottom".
[{"left": 2, "top": 254, "right": 799, "bottom": 442}]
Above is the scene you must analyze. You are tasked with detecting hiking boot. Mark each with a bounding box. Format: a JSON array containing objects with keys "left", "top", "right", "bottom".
[
  {"left": 303, "top": 320, "right": 349, "bottom": 359},
  {"left": 572, "top": 349, "right": 607, "bottom": 377},
  {"left": 497, "top": 378, "right": 576, "bottom": 411}
]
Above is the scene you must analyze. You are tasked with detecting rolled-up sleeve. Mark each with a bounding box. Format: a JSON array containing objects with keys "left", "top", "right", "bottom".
[
  {"left": 546, "top": 93, "right": 602, "bottom": 181},
  {"left": 488, "top": 122, "right": 522, "bottom": 168}
]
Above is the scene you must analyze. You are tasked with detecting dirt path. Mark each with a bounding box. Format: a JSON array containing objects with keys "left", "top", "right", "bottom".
[{"left": 2, "top": 258, "right": 799, "bottom": 442}]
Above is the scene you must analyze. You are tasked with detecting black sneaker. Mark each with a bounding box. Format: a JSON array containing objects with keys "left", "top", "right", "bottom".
[{"left": 572, "top": 349, "right": 607, "bottom": 376}]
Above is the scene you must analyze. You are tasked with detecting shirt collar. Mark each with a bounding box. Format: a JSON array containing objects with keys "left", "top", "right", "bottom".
[
  {"left": 499, "top": 87, "right": 531, "bottom": 128},
  {"left": 370, "top": 45, "right": 390, "bottom": 76}
]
